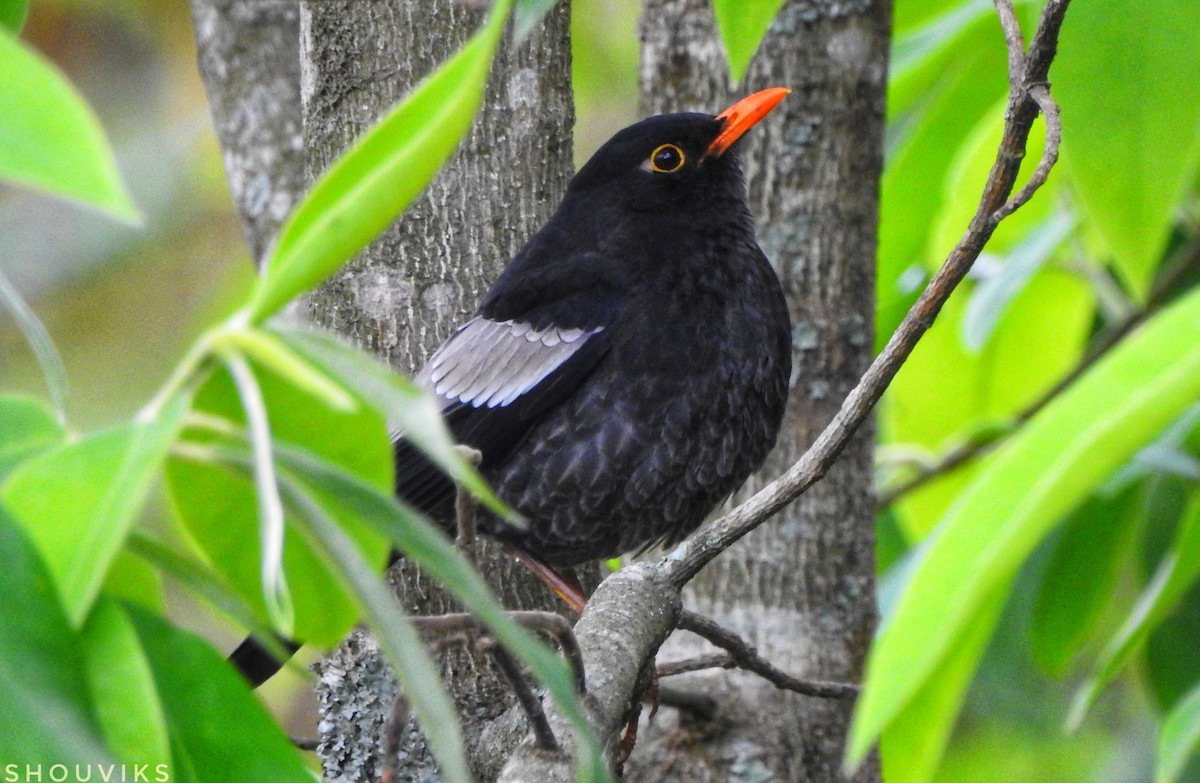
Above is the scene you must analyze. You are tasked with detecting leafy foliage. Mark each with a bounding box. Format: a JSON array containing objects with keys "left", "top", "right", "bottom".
[
  {"left": 868, "top": 0, "right": 1200, "bottom": 780},
  {"left": 0, "top": 1, "right": 604, "bottom": 780},
  {"left": 711, "top": 0, "right": 787, "bottom": 83},
  {"left": 0, "top": 28, "right": 138, "bottom": 222}
]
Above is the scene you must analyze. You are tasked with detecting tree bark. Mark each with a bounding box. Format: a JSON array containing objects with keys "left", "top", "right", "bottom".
[
  {"left": 627, "top": 1, "right": 890, "bottom": 781},
  {"left": 293, "top": 3, "right": 584, "bottom": 781},
  {"left": 187, "top": 0, "right": 304, "bottom": 265}
]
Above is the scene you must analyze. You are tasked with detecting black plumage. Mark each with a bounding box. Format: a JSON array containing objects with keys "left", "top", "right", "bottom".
[
  {"left": 399, "top": 92, "right": 792, "bottom": 566},
  {"left": 231, "top": 89, "right": 792, "bottom": 685}
]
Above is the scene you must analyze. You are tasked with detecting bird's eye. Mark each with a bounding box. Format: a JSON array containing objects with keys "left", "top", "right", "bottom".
[{"left": 647, "top": 143, "right": 686, "bottom": 174}]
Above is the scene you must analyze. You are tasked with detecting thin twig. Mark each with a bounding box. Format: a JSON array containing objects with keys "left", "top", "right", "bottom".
[
  {"left": 656, "top": 652, "right": 732, "bottom": 679},
  {"left": 877, "top": 227, "right": 1200, "bottom": 506},
  {"left": 661, "top": 0, "right": 1073, "bottom": 587},
  {"left": 453, "top": 445, "right": 483, "bottom": 558},
  {"left": 380, "top": 691, "right": 410, "bottom": 783},
  {"left": 480, "top": 637, "right": 559, "bottom": 751},
  {"left": 676, "top": 611, "right": 858, "bottom": 699},
  {"left": 409, "top": 611, "right": 586, "bottom": 695}
]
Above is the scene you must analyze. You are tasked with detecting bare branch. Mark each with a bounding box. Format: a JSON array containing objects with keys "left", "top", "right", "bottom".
[
  {"left": 661, "top": 0, "right": 1074, "bottom": 587},
  {"left": 380, "top": 691, "right": 410, "bottom": 783},
  {"left": 481, "top": 638, "right": 559, "bottom": 751},
  {"left": 676, "top": 611, "right": 858, "bottom": 699},
  {"left": 657, "top": 652, "right": 732, "bottom": 679},
  {"left": 453, "top": 445, "right": 483, "bottom": 557}
]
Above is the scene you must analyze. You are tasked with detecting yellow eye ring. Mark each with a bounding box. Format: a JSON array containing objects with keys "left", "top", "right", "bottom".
[{"left": 648, "top": 143, "right": 686, "bottom": 174}]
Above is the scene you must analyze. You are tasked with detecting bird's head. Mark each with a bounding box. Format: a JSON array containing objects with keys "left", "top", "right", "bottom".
[{"left": 565, "top": 88, "right": 791, "bottom": 219}]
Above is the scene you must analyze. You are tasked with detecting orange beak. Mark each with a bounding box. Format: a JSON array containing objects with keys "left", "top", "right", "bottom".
[{"left": 706, "top": 87, "right": 791, "bottom": 157}]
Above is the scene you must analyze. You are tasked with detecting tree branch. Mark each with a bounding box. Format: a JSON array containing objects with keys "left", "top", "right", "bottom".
[{"left": 675, "top": 611, "right": 858, "bottom": 699}]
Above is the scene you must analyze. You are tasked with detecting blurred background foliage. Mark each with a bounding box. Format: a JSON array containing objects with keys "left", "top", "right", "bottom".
[{"left": 3, "top": 0, "right": 1200, "bottom": 781}]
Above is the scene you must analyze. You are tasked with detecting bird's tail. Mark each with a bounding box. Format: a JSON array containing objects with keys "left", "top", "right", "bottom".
[{"left": 228, "top": 634, "right": 303, "bottom": 687}]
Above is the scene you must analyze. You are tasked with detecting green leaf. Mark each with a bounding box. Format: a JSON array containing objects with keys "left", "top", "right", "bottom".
[
  {"left": 711, "top": 0, "right": 786, "bottom": 84},
  {"left": 167, "top": 360, "right": 389, "bottom": 645},
  {"left": 125, "top": 532, "right": 292, "bottom": 667},
  {"left": 0, "top": 507, "right": 111, "bottom": 769},
  {"left": 962, "top": 211, "right": 1075, "bottom": 353},
  {"left": 879, "top": 590, "right": 1005, "bottom": 783},
  {"left": 101, "top": 549, "right": 164, "bottom": 613},
  {"left": 1029, "top": 486, "right": 1142, "bottom": 678},
  {"left": 274, "top": 324, "right": 510, "bottom": 520},
  {"left": 849, "top": 285, "right": 1200, "bottom": 766},
  {"left": 280, "top": 472, "right": 472, "bottom": 783},
  {"left": 126, "top": 606, "right": 312, "bottom": 783},
  {"left": 79, "top": 599, "right": 170, "bottom": 768},
  {"left": 217, "top": 327, "right": 357, "bottom": 413},
  {"left": 1, "top": 393, "right": 188, "bottom": 626},
  {"left": 1071, "top": 487, "right": 1200, "bottom": 727},
  {"left": 273, "top": 443, "right": 607, "bottom": 783},
  {"left": 0, "top": 394, "right": 66, "bottom": 482},
  {"left": 247, "top": 0, "right": 512, "bottom": 321},
  {"left": 1054, "top": 0, "right": 1200, "bottom": 300},
  {"left": 0, "top": 0, "right": 27, "bottom": 33},
  {"left": 1159, "top": 679, "right": 1200, "bottom": 783},
  {"left": 0, "top": 270, "right": 68, "bottom": 416},
  {"left": 884, "top": 267, "right": 1092, "bottom": 537},
  {"left": 0, "top": 30, "right": 139, "bottom": 222},
  {"left": 1146, "top": 578, "right": 1200, "bottom": 715},
  {"left": 877, "top": 8, "right": 1010, "bottom": 347}
]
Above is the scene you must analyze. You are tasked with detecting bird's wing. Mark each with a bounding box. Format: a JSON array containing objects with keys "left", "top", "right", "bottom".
[
  {"left": 415, "top": 316, "right": 604, "bottom": 409},
  {"left": 393, "top": 314, "right": 613, "bottom": 521}
]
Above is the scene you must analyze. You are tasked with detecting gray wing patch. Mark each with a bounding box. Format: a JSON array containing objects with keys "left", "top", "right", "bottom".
[{"left": 416, "top": 317, "right": 602, "bottom": 408}]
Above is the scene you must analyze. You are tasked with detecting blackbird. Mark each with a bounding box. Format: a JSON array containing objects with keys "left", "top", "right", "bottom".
[{"left": 232, "top": 87, "right": 793, "bottom": 684}]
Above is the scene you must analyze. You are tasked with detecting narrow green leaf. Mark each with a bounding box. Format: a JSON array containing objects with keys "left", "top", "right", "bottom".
[
  {"left": 0, "top": 270, "right": 68, "bottom": 416},
  {"left": 273, "top": 443, "right": 606, "bottom": 783},
  {"left": 711, "top": 0, "right": 786, "bottom": 84},
  {"left": 877, "top": 8, "right": 1010, "bottom": 348},
  {"left": 80, "top": 599, "right": 170, "bottom": 769},
  {"left": 1029, "top": 487, "right": 1142, "bottom": 678},
  {"left": 274, "top": 324, "right": 511, "bottom": 520},
  {"left": 962, "top": 210, "right": 1075, "bottom": 352},
  {"left": 0, "top": 507, "right": 111, "bottom": 769},
  {"left": 281, "top": 473, "right": 472, "bottom": 783},
  {"left": 1158, "top": 680, "right": 1200, "bottom": 782},
  {"left": 167, "top": 359, "right": 389, "bottom": 646},
  {"left": 101, "top": 550, "right": 164, "bottom": 614},
  {"left": 0, "top": 394, "right": 66, "bottom": 482},
  {"left": 217, "top": 327, "right": 357, "bottom": 413},
  {"left": 0, "top": 30, "right": 139, "bottom": 222},
  {"left": 247, "top": 0, "right": 512, "bottom": 321},
  {"left": 878, "top": 591, "right": 1005, "bottom": 783},
  {"left": 0, "top": 0, "right": 27, "bottom": 33},
  {"left": 1, "top": 393, "right": 188, "bottom": 626},
  {"left": 124, "top": 532, "right": 292, "bottom": 668},
  {"left": 849, "top": 286, "right": 1200, "bottom": 765},
  {"left": 126, "top": 606, "right": 312, "bottom": 783},
  {"left": 1055, "top": 0, "right": 1200, "bottom": 300},
  {"left": 1071, "top": 488, "right": 1200, "bottom": 728}
]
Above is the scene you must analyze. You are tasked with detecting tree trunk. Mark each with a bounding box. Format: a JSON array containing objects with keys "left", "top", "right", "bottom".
[
  {"left": 294, "top": 2, "right": 584, "bottom": 781},
  {"left": 187, "top": 0, "right": 304, "bottom": 266},
  {"left": 628, "top": 1, "right": 889, "bottom": 781}
]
